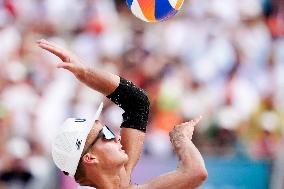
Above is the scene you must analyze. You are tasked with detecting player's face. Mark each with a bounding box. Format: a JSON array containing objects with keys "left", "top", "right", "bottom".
[{"left": 85, "top": 121, "right": 128, "bottom": 168}]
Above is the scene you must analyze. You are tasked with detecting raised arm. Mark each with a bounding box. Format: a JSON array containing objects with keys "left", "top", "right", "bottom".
[
  {"left": 134, "top": 117, "right": 208, "bottom": 189},
  {"left": 106, "top": 77, "right": 149, "bottom": 181},
  {"left": 37, "top": 39, "right": 149, "bottom": 183}
]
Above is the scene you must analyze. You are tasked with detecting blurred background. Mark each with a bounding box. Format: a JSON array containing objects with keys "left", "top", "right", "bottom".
[{"left": 0, "top": 0, "right": 284, "bottom": 188}]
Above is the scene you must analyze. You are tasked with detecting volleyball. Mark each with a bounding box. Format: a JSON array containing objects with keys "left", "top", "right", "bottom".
[{"left": 126, "top": 0, "right": 184, "bottom": 22}]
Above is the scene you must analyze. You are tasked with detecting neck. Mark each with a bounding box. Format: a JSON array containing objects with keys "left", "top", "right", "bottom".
[
  {"left": 83, "top": 165, "right": 128, "bottom": 189},
  {"left": 96, "top": 174, "right": 121, "bottom": 189}
]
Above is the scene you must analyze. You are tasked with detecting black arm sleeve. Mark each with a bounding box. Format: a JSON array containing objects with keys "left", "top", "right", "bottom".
[{"left": 106, "top": 77, "right": 150, "bottom": 132}]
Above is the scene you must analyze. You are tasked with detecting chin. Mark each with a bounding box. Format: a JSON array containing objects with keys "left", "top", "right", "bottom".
[{"left": 122, "top": 152, "right": 129, "bottom": 163}]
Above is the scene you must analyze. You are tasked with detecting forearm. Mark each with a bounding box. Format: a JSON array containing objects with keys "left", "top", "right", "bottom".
[
  {"left": 170, "top": 134, "right": 206, "bottom": 171},
  {"left": 134, "top": 120, "right": 207, "bottom": 189},
  {"left": 135, "top": 140, "right": 207, "bottom": 189},
  {"left": 170, "top": 131, "right": 207, "bottom": 187},
  {"left": 121, "top": 128, "right": 145, "bottom": 181},
  {"left": 78, "top": 68, "right": 120, "bottom": 96},
  {"left": 175, "top": 141, "right": 206, "bottom": 174}
]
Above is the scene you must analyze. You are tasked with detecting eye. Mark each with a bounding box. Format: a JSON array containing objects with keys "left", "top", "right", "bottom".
[
  {"left": 102, "top": 127, "right": 115, "bottom": 140},
  {"left": 101, "top": 135, "right": 115, "bottom": 142}
]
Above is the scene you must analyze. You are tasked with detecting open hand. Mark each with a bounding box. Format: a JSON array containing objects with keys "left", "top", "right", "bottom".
[{"left": 37, "top": 39, "right": 86, "bottom": 79}]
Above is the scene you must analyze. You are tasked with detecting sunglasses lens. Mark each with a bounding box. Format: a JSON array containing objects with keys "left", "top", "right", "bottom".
[{"left": 102, "top": 126, "right": 115, "bottom": 140}]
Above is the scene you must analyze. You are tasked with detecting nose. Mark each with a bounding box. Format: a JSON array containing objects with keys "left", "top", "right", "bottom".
[{"left": 115, "top": 135, "right": 121, "bottom": 143}]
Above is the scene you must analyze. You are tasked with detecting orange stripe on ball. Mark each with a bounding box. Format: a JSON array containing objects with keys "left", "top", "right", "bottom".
[
  {"left": 175, "top": 0, "right": 184, "bottom": 10},
  {"left": 137, "top": 0, "right": 156, "bottom": 22}
]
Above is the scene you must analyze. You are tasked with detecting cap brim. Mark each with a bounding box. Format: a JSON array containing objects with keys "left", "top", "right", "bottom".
[
  {"left": 84, "top": 102, "right": 104, "bottom": 136},
  {"left": 92, "top": 102, "right": 103, "bottom": 123}
]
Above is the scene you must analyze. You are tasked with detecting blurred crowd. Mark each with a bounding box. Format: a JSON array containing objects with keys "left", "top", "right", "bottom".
[{"left": 0, "top": 0, "right": 284, "bottom": 188}]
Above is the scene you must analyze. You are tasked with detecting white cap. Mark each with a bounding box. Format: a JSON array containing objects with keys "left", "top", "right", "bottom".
[{"left": 52, "top": 102, "right": 103, "bottom": 177}]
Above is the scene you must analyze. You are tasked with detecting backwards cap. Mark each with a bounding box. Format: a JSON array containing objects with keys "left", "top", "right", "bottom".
[{"left": 52, "top": 102, "right": 103, "bottom": 177}]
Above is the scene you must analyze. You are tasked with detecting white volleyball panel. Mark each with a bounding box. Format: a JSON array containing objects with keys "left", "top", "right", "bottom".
[
  {"left": 168, "top": 0, "right": 179, "bottom": 8},
  {"left": 130, "top": 0, "right": 149, "bottom": 22}
]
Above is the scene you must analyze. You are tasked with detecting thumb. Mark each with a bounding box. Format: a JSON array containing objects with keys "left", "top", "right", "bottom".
[
  {"left": 57, "top": 62, "right": 75, "bottom": 72},
  {"left": 193, "top": 115, "right": 202, "bottom": 125},
  {"left": 181, "top": 116, "right": 202, "bottom": 126}
]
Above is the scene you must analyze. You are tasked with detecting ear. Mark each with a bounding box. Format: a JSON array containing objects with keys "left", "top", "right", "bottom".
[{"left": 82, "top": 153, "right": 99, "bottom": 165}]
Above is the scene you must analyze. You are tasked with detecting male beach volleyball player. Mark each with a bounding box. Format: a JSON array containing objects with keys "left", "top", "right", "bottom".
[{"left": 37, "top": 39, "right": 208, "bottom": 189}]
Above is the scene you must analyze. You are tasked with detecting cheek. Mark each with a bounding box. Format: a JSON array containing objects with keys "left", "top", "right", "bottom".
[{"left": 97, "top": 143, "right": 120, "bottom": 161}]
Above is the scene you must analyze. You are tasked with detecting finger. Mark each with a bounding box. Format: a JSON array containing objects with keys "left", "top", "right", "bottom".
[
  {"left": 192, "top": 115, "right": 202, "bottom": 124},
  {"left": 37, "top": 39, "right": 51, "bottom": 45},
  {"left": 38, "top": 43, "right": 70, "bottom": 62},
  {"left": 57, "top": 62, "right": 75, "bottom": 72},
  {"left": 57, "top": 62, "right": 74, "bottom": 69},
  {"left": 182, "top": 116, "right": 202, "bottom": 126},
  {"left": 37, "top": 39, "right": 70, "bottom": 59},
  {"left": 37, "top": 39, "right": 65, "bottom": 51},
  {"left": 37, "top": 39, "right": 60, "bottom": 51}
]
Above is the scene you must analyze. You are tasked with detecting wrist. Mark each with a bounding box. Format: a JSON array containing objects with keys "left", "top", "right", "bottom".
[
  {"left": 170, "top": 132, "right": 191, "bottom": 149},
  {"left": 169, "top": 130, "right": 188, "bottom": 142},
  {"left": 75, "top": 67, "right": 88, "bottom": 82}
]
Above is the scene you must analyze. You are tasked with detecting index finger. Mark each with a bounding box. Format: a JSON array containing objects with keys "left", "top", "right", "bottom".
[
  {"left": 182, "top": 116, "right": 202, "bottom": 126},
  {"left": 37, "top": 39, "right": 70, "bottom": 62}
]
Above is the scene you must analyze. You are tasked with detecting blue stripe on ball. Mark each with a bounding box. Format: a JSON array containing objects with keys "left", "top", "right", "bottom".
[
  {"left": 155, "top": 0, "right": 176, "bottom": 21},
  {"left": 159, "top": 9, "right": 178, "bottom": 21},
  {"left": 126, "top": 0, "right": 134, "bottom": 8}
]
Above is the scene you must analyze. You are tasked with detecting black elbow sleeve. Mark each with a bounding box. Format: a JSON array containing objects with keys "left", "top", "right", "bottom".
[{"left": 106, "top": 77, "right": 150, "bottom": 132}]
